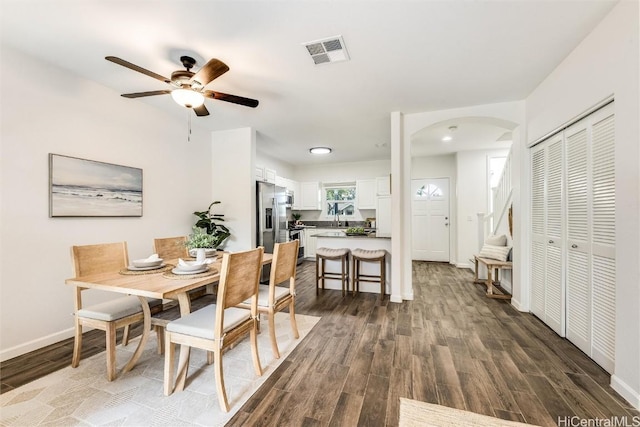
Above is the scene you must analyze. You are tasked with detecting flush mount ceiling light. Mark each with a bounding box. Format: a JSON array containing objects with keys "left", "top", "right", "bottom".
[
  {"left": 171, "top": 89, "right": 205, "bottom": 108},
  {"left": 309, "top": 147, "right": 332, "bottom": 155},
  {"left": 442, "top": 125, "right": 458, "bottom": 142}
]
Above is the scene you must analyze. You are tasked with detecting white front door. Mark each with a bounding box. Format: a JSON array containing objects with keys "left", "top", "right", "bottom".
[{"left": 411, "top": 178, "right": 450, "bottom": 262}]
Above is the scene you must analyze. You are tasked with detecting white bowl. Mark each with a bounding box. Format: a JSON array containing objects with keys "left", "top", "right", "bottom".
[
  {"left": 176, "top": 260, "right": 207, "bottom": 272},
  {"left": 132, "top": 258, "right": 163, "bottom": 268}
]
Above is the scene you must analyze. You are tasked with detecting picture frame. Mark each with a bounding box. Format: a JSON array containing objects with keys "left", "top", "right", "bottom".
[{"left": 49, "top": 153, "right": 143, "bottom": 217}]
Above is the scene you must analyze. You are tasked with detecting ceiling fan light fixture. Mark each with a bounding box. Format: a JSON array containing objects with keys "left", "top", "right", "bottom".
[
  {"left": 309, "top": 147, "right": 332, "bottom": 155},
  {"left": 171, "top": 89, "right": 205, "bottom": 108}
]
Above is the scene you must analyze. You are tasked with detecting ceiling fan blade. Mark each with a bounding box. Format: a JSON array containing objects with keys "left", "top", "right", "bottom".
[
  {"left": 121, "top": 90, "right": 172, "bottom": 98},
  {"left": 105, "top": 56, "right": 170, "bottom": 84},
  {"left": 203, "top": 90, "right": 259, "bottom": 108},
  {"left": 190, "top": 59, "right": 229, "bottom": 87},
  {"left": 193, "top": 104, "right": 210, "bottom": 116}
]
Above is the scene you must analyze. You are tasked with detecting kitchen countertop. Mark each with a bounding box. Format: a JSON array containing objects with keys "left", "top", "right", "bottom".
[{"left": 312, "top": 231, "right": 390, "bottom": 239}]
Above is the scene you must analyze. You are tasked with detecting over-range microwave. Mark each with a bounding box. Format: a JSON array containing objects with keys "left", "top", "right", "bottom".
[{"left": 284, "top": 191, "right": 294, "bottom": 207}]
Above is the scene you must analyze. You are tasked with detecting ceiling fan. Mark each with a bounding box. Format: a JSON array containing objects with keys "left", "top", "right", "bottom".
[{"left": 105, "top": 55, "right": 259, "bottom": 116}]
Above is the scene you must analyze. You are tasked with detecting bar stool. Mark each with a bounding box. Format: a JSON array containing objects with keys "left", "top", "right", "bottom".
[
  {"left": 352, "top": 249, "right": 386, "bottom": 299},
  {"left": 316, "top": 247, "right": 351, "bottom": 297}
]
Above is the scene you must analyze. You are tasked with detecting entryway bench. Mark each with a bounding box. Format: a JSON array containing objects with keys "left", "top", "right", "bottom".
[{"left": 473, "top": 255, "right": 512, "bottom": 300}]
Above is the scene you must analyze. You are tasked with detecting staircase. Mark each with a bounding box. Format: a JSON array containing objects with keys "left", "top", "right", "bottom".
[{"left": 474, "top": 149, "right": 513, "bottom": 291}]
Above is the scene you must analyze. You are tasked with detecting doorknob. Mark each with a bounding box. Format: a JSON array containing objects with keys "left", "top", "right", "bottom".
[{"left": 445, "top": 223, "right": 449, "bottom": 226}]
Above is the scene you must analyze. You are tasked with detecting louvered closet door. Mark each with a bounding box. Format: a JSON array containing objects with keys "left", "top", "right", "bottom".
[
  {"left": 530, "top": 136, "right": 564, "bottom": 335},
  {"left": 565, "top": 119, "right": 591, "bottom": 356},
  {"left": 530, "top": 144, "right": 546, "bottom": 321},
  {"left": 589, "top": 104, "right": 615, "bottom": 373},
  {"left": 544, "top": 137, "right": 564, "bottom": 335}
]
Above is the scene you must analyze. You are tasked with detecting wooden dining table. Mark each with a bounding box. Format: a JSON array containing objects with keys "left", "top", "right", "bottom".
[{"left": 65, "top": 253, "right": 273, "bottom": 386}]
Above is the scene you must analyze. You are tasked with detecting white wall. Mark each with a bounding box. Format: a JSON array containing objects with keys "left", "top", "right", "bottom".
[
  {"left": 523, "top": 1, "right": 639, "bottom": 408},
  {"left": 211, "top": 128, "right": 256, "bottom": 252},
  {"left": 455, "top": 150, "right": 509, "bottom": 269},
  {"left": 0, "top": 47, "right": 213, "bottom": 360},
  {"left": 293, "top": 159, "right": 390, "bottom": 182}
]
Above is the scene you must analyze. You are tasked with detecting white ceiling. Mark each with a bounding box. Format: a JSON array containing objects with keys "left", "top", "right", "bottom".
[{"left": 1, "top": 0, "right": 616, "bottom": 165}]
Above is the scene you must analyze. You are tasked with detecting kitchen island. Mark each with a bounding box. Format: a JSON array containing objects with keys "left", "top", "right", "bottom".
[{"left": 313, "top": 231, "right": 391, "bottom": 295}]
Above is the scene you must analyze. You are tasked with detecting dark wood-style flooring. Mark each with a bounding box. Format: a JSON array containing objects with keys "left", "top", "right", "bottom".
[{"left": 2, "top": 261, "right": 637, "bottom": 426}]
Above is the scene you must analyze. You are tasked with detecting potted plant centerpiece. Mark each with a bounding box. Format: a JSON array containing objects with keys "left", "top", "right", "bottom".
[{"left": 187, "top": 201, "right": 231, "bottom": 260}]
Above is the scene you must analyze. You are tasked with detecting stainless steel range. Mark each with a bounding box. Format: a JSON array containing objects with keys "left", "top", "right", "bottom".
[{"left": 288, "top": 228, "right": 305, "bottom": 264}]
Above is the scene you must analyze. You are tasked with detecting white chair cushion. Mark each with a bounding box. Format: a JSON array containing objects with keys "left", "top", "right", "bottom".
[
  {"left": 352, "top": 248, "right": 386, "bottom": 259},
  {"left": 77, "top": 295, "right": 160, "bottom": 322},
  {"left": 316, "top": 247, "right": 350, "bottom": 257},
  {"left": 243, "top": 284, "right": 290, "bottom": 307},
  {"left": 166, "top": 305, "right": 251, "bottom": 340}
]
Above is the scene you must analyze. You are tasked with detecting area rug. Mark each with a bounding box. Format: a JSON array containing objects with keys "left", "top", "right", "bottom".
[
  {"left": 0, "top": 313, "right": 320, "bottom": 426},
  {"left": 399, "top": 398, "right": 540, "bottom": 427}
]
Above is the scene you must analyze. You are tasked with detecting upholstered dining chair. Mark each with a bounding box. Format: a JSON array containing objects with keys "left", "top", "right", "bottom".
[
  {"left": 163, "top": 246, "right": 264, "bottom": 412},
  {"left": 153, "top": 236, "right": 189, "bottom": 260},
  {"left": 70, "top": 241, "right": 161, "bottom": 381},
  {"left": 237, "top": 239, "right": 300, "bottom": 358}
]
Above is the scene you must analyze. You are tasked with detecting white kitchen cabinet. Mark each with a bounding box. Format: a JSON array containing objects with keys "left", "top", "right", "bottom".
[
  {"left": 304, "top": 228, "right": 318, "bottom": 258},
  {"left": 291, "top": 180, "right": 301, "bottom": 210},
  {"left": 356, "top": 179, "right": 377, "bottom": 209},
  {"left": 304, "top": 228, "right": 336, "bottom": 258},
  {"left": 376, "top": 175, "right": 391, "bottom": 195},
  {"left": 299, "top": 181, "right": 321, "bottom": 210},
  {"left": 275, "top": 176, "right": 287, "bottom": 188},
  {"left": 376, "top": 196, "right": 391, "bottom": 237},
  {"left": 264, "top": 168, "right": 277, "bottom": 184}
]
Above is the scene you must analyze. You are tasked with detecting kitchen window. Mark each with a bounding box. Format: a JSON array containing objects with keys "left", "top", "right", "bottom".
[{"left": 325, "top": 184, "right": 356, "bottom": 217}]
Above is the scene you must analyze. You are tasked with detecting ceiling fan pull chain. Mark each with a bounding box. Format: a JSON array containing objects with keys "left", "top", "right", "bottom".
[{"left": 187, "top": 110, "right": 192, "bottom": 143}]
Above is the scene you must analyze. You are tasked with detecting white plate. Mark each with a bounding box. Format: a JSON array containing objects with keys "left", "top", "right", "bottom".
[
  {"left": 128, "top": 264, "right": 166, "bottom": 271},
  {"left": 131, "top": 259, "right": 164, "bottom": 268},
  {"left": 172, "top": 267, "right": 208, "bottom": 275}
]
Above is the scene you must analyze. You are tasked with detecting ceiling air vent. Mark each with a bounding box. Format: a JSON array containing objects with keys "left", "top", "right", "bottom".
[{"left": 303, "top": 35, "right": 350, "bottom": 65}]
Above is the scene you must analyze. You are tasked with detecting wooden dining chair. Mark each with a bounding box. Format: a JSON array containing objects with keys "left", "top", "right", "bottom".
[
  {"left": 153, "top": 236, "right": 189, "bottom": 260},
  {"left": 151, "top": 235, "right": 202, "bottom": 355},
  {"left": 164, "top": 246, "right": 264, "bottom": 412},
  {"left": 237, "top": 240, "right": 300, "bottom": 358},
  {"left": 70, "top": 241, "right": 161, "bottom": 381}
]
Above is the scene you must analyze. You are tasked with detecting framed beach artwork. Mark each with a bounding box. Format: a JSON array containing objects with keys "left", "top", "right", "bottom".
[{"left": 49, "top": 154, "right": 143, "bottom": 217}]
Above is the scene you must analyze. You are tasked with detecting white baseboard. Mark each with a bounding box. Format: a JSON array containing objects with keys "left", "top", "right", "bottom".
[
  {"left": 510, "top": 297, "right": 527, "bottom": 312},
  {"left": 0, "top": 327, "right": 75, "bottom": 362},
  {"left": 401, "top": 291, "right": 414, "bottom": 301},
  {"left": 455, "top": 262, "right": 472, "bottom": 269},
  {"left": 611, "top": 375, "right": 640, "bottom": 410},
  {"left": 390, "top": 294, "right": 403, "bottom": 303}
]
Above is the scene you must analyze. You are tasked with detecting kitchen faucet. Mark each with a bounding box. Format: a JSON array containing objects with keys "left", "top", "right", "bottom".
[{"left": 334, "top": 212, "right": 341, "bottom": 227}]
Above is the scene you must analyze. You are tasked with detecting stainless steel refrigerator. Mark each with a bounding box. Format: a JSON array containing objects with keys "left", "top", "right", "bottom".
[{"left": 257, "top": 181, "right": 289, "bottom": 282}]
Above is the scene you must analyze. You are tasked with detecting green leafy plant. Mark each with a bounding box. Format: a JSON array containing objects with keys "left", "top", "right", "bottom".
[
  {"left": 346, "top": 227, "right": 366, "bottom": 235},
  {"left": 292, "top": 212, "right": 302, "bottom": 221},
  {"left": 186, "top": 226, "right": 218, "bottom": 249},
  {"left": 190, "top": 201, "right": 231, "bottom": 248}
]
